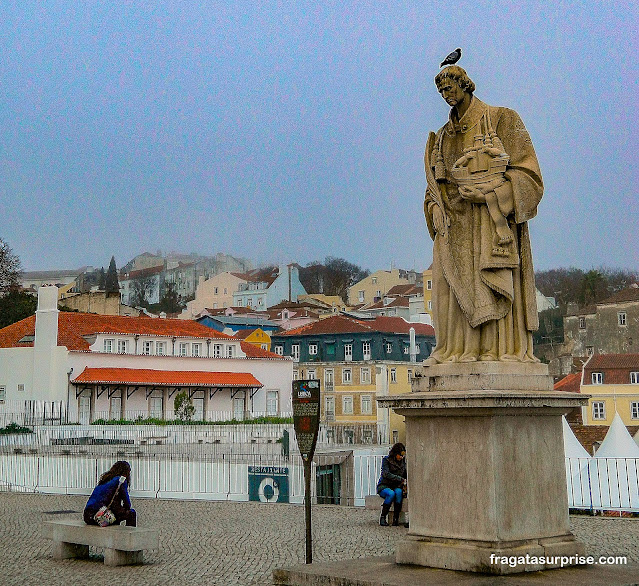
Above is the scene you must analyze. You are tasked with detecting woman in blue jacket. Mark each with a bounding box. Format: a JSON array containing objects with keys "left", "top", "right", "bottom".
[
  {"left": 84, "top": 460, "right": 136, "bottom": 527},
  {"left": 376, "top": 443, "right": 407, "bottom": 526}
]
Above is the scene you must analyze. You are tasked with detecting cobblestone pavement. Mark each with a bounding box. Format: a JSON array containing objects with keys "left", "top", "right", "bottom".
[{"left": 1, "top": 492, "right": 638, "bottom": 586}]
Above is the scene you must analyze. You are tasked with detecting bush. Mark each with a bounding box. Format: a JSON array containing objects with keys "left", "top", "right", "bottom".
[
  {"left": 0, "top": 422, "right": 33, "bottom": 435},
  {"left": 174, "top": 391, "right": 195, "bottom": 422}
]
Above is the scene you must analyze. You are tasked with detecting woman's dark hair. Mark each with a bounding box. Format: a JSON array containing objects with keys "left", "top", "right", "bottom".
[
  {"left": 98, "top": 460, "right": 131, "bottom": 487},
  {"left": 389, "top": 443, "right": 406, "bottom": 458}
]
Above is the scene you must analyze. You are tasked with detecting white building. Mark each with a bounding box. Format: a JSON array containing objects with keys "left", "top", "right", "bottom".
[{"left": 0, "top": 287, "right": 292, "bottom": 424}]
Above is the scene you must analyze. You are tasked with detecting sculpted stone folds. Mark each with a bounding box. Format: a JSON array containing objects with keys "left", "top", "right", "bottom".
[{"left": 424, "top": 65, "right": 543, "bottom": 364}]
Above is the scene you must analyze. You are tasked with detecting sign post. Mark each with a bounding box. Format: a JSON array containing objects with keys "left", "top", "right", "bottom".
[{"left": 292, "top": 379, "right": 320, "bottom": 564}]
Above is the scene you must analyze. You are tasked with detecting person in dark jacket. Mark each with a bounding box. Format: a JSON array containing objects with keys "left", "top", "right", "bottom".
[
  {"left": 376, "top": 443, "right": 407, "bottom": 526},
  {"left": 84, "top": 460, "right": 136, "bottom": 527}
]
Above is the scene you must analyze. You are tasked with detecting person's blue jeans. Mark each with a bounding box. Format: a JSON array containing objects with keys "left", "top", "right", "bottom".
[{"left": 379, "top": 487, "right": 403, "bottom": 506}]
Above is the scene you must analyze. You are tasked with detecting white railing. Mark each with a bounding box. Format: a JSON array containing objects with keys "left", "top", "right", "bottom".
[
  {"left": 0, "top": 448, "right": 388, "bottom": 506},
  {"left": 566, "top": 457, "right": 639, "bottom": 512}
]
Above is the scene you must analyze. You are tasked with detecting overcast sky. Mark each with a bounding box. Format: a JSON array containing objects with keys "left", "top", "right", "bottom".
[{"left": 1, "top": 1, "right": 637, "bottom": 273}]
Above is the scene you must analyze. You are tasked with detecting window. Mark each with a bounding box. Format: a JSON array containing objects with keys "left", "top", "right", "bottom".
[
  {"left": 309, "top": 343, "right": 318, "bottom": 356},
  {"left": 192, "top": 343, "right": 202, "bottom": 357},
  {"left": 149, "top": 396, "right": 163, "bottom": 419},
  {"left": 426, "top": 279, "right": 432, "bottom": 290},
  {"left": 214, "top": 287, "right": 218, "bottom": 294},
  {"left": 342, "top": 395, "right": 353, "bottom": 415},
  {"left": 386, "top": 342, "right": 392, "bottom": 354},
  {"left": 261, "top": 343, "right": 267, "bottom": 350},
  {"left": 117, "top": 339, "right": 128, "bottom": 354},
  {"left": 293, "top": 370, "right": 299, "bottom": 380},
  {"left": 390, "top": 368, "right": 397, "bottom": 383},
  {"left": 224, "top": 288, "right": 228, "bottom": 294},
  {"left": 361, "top": 367, "right": 371, "bottom": 384},
  {"left": 325, "top": 396, "right": 335, "bottom": 420},
  {"left": 103, "top": 338, "right": 114, "bottom": 353},
  {"left": 362, "top": 341, "right": 371, "bottom": 360},
  {"left": 407, "top": 369, "right": 412, "bottom": 382},
  {"left": 307, "top": 369, "right": 316, "bottom": 380},
  {"left": 292, "top": 344, "right": 300, "bottom": 361},
  {"left": 427, "top": 300, "right": 432, "bottom": 310},
  {"left": 324, "top": 369, "right": 334, "bottom": 391},
  {"left": 344, "top": 429, "right": 354, "bottom": 444},
  {"left": 274, "top": 345, "right": 284, "bottom": 356},
  {"left": 361, "top": 395, "right": 372, "bottom": 415},
  {"left": 344, "top": 343, "right": 352, "bottom": 362},
  {"left": 266, "top": 391, "right": 279, "bottom": 416},
  {"left": 142, "top": 340, "right": 153, "bottom": 355},
  {"left": 631, "top": 372, "right": 639, "bottom": 385},
  {"left": 179, "top": 342, "right": 189, "bottom": 356},
  {"left": 375, "top": 290, "right": 381, "bottom": 299},
  {"left": 17, "top": 384, "right": 25, "bottom": 393},
  {"left": 213, "top": 344, "right": 223, "bottom": 358},
  {"left": 592, "top": 401, "right": 606, "bottom": 420},
  {"left": 586, "top": 346, "right": 594, "bottom": 356},
  {"left": 578, "top": 317, "right": 586, "bottom": 330},
  {"left": 156, "top": 341, "right": 167, "bottom": 356},
  {"left": 618, "top": 312, "right": 627, "bottom": 326},
  {"left": 631, "top": 402, "right": 639, "bottom": 420},
  {"left": 591, "top": 372, "right": 603, "bottom": 385},
  {"left": 371, "top": 277, "right": 377, "bottom": 284},
  {"left": 362, "top": 429, "right": 373, "bottom": 444},
  {"left": 227, "top": 345, "right": 235, "bottom": 358},
  {"left": 342, "top": 368, "right": 352, "bottom": 384},
  {"left": 358, "top": 290, "right": 365, "bottom": 303},
  {"left": 0, "top": 386, "right": 5, "bottom": 402},
  {"left": 403, "top": 346, "right": 409, "bottom": 354}
]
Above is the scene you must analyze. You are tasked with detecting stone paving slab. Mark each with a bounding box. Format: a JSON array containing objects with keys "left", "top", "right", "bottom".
[
  {"left": 0, "top": 492, "right": 637, "bottom": 586},
  {"left": 273, "top": 555, "right": 639, "bottom": 585}
]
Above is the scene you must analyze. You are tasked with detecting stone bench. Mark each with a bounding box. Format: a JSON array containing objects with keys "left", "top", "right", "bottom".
[
  {"left": 364, "top": 495, "right": 408, "bottom": 524},
  {"left": 43, "top": 519, "right": 158, "bottom": 566}
]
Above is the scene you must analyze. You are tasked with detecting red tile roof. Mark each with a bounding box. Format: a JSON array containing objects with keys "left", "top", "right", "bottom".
[
  {"left": 387, "top": 284, "right": 422, "bottom": 296},
  {"left": 583, "top": 353, "right": 639, "bottom": 384},
  {"left": 598, "top": 286, "right": 639, "bottom": 305},
  {"left": 0, "top": 313, "right": 233, "bottom": 351},
  {"left": 72, "top": 367, "right": 262, "bottom": 387},
  {"left": 278, "top": 314, "right": 435, "bottom": 337},
  {"left": 585, "top": 353, "right": 639, "bottom": 370},
  {"left": 233, "top": 329, "right": 258, "bottom": 339},
  {"left": 570, "top": 424, "right": 639, "bottom": 455},
  {"left": 239, "top": 342, "right": 287, "bottom": 360},
  {"left": 554, "top": 373, "right": 581, "bottom": 393}
]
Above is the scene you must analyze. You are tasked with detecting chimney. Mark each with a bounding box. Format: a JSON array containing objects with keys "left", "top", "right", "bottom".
[
  {"left": 35, "top": 286, "right": 60, "bottom": 349},
  {"left": 409, "top": 327, "right": 417, "bottom": 364}
]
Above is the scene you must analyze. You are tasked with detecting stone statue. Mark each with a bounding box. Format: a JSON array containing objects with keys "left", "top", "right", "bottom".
[{"left": 423, "top": 65, "right": 543, "bottom": 364}]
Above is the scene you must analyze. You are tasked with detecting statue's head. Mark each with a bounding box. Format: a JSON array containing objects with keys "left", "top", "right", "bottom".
[{"left": 435, "top": 65, "right": 475, "bottom": 96}]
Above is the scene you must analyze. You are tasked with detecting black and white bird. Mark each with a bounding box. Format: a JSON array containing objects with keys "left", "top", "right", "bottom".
[{"left": 440, "top": 48, "right": 461, "bottom": 68}]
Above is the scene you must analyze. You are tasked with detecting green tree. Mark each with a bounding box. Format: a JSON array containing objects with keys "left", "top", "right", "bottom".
[
  {"left": 174, "top": 391, "right": 195, "bottom": 422},
  {"left": 0, "top": 238, "right": 22, "bottom": 293},
  {"left": 105, "top": 256, "right": 120, "bottom": 294},
  {"left": 158, "top": 282, "right": 182, "bottom": 313},
  {"left": 97, "top": 267, "right": 106, "bottom": 290},
  {"left": 0, "top": 290, "right": 37, "bottom": 328},
  {"left": 299, "top": 257, "right": 369, "bottom": 303}
]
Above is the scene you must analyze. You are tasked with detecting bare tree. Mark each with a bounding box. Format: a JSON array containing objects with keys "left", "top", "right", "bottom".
[
  {"left": 131, "top": 274, "right": 157, "bottom": 307},
  {"left": 0, "top": 238, "right": 23, "bottom": 293}
]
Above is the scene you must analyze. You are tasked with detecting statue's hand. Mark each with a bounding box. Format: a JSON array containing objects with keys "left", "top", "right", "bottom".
[
  {"left": 432, "top": 205, "right": 449, "bottom": 240},
  {"left": 458, "top": 184, "right": 484, "bottom": 202},
  {"left": 475, "top": 176, "right": 506, "bottom": 194}
]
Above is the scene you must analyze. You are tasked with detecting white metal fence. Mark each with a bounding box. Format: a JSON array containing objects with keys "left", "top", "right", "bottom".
[
  {"left": 566, "top": 457, "right": 639, "bottom": 512},
  {"left": 0, "top": 450, "right": 386, "bottom": 507}
]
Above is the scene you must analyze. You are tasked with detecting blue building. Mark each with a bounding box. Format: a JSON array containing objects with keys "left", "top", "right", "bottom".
[{"left": 233, "top": 265, "right": 307, "bottom": 311}]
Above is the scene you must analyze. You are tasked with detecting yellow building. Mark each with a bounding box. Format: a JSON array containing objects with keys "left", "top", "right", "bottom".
[
  {"left": 581, "top": 354, "right": 639, "bottom": 426},
  {"left": 423, "top": 266, "right": 433, "bottom": 319},
  {"left": 347, "top": 269, "right": 422, "bottom": 307},
  {"left": 232, "top": 328, "right": 271, "bottom": 351},
  {"left": 294, "top": 361, "right": 416, "bottom": 444}
]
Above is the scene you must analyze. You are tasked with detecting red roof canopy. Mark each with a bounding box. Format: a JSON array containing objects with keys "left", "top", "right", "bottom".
[{"left": 72, "top": 367, "right": 262, "bottom": 388}]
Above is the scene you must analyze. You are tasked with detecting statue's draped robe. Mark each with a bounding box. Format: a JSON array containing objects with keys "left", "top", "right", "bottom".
[{"left": 425, "top": 96, "right": 543, "bottom": 362}]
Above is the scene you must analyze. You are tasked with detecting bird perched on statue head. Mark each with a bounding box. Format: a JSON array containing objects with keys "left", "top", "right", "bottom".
[{"left": 440, "top": 48, "right": 461, "bottom": 68}]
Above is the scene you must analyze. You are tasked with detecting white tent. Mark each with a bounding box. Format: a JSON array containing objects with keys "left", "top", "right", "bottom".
[
  {"left": 563, "top": 417, "right": 592, "bottom": 508},
  {"left": 568, "top": 413, "right": 639, "bottom": 511}
]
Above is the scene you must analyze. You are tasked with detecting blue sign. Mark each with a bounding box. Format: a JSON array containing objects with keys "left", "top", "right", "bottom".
[{"left": 248, "top": 466, "right": 289, "bottom": 503}]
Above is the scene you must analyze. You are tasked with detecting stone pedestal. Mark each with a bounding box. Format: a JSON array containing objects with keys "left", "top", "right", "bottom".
[{"left": 377, "top": 363, "right": 589, "bottom": 575}]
